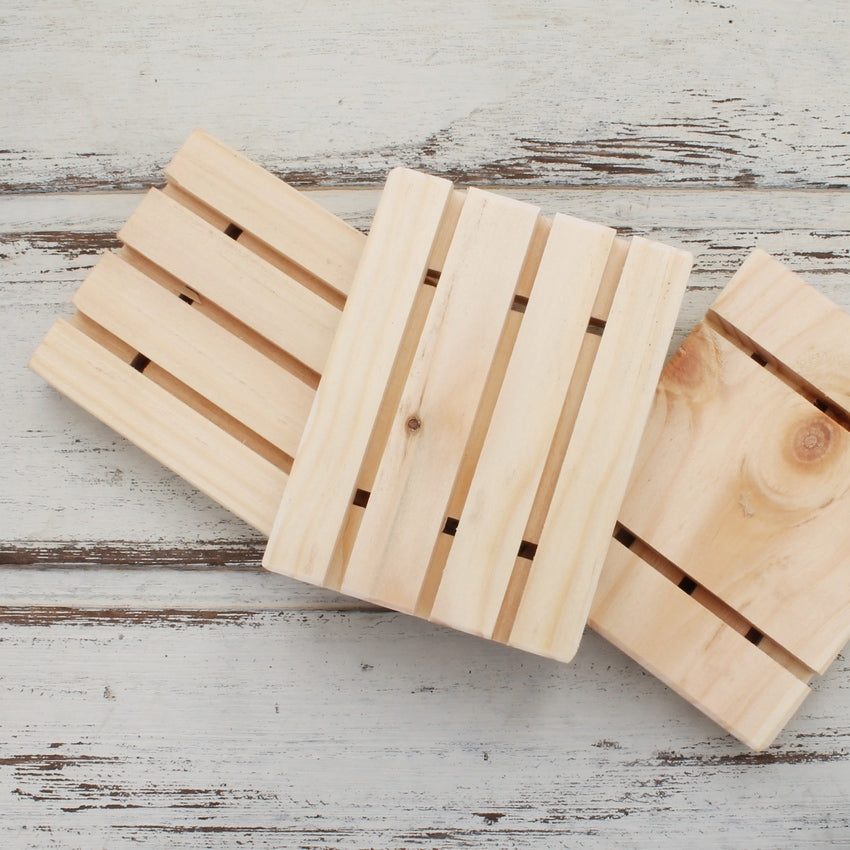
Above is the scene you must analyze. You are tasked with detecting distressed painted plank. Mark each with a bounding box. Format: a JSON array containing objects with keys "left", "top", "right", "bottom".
[
  {"left": 510, "top": 240, "right": 692, "bottom": 662},
  {"left": 2, "top": 2, "right": 849, "bottom": 192},
  {"left": 72, "top": 253, "right": 314, "bottom": 458},
  {"left": 432, "top": 215, "right": 615, "bottom": 636},
  {"left": 0, "top": 587, "right": 848, "bottom": 848},
  {"left": 118, "top": 187, "right": 345, "bottom": 374},
  {"left": 340, "top": 190, "right": 539, "bottom": 611},
  {"left": 264, "top": 169, "right": 453, "bottom": 583},
  {"left": 28, "top": 321, "right": 286, "bottom": 534}
]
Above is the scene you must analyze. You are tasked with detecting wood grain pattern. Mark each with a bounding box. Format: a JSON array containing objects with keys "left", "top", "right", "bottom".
[
  {"left": 3, "top": 1, "right": 848, "bottom": 195},
  {"left": 618, "top": 323, "right": 850, "bottom": 676},
  {"left": 28, "top": 321, "right": 287, "bottom": 534},
  {"left": 591, "top": 540, "right": 812, "bottom": 752},
  {"left": 340, "top": 189, "right": 539, "bottom": 611},
  {"left": 264, "top": 168, "right": 453, "bottom": 584},
  {"left": 164, "top": 130, "right": 364, "bottom": 299},
  {"left": 5, "top": 0, "right": 850, "bottom": 829},
  {"left": 510, "top": 239, "right": 692, "bottom": 662},
  {"left": 432, "top": 215, "right": 614, "bottom": 636},
  {"left": 72, "top": 253, "right": 314, "bottom": 458},
  {"left": 710, "top": 249, "right": 850, "bottom": 418},
  {"left": 118, "top": 187, "right": 343, "bottom": 375}
]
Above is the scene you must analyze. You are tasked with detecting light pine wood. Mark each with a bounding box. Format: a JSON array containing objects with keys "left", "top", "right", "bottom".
[
  {"left": 340, "top": 189, "right": 540, "bottom": 611},
  {"left": 263, "top": 168, "right": 454, "bottom": 584},
  {"left": 29, "top": 321, "right": 287, "bottom": 534},
  {"left": 267, "top": 172, "right": 690, "bottom": 660},
  {"left": 510, "top": 239, "right": 692, "bottom": 662},
  {"left": 591, "top": 539, "right": 811, "bottom": 752},
  {"left": 710, "top": 249, "right": 850, "bottom": 417},
  {"left": 72, "top": 252, "right": 314, "bottom": 458},
  {"left": 118, "top": 187, "right": 342, "bottom": 375},
  {"left": 7, "top": 7, "right": 850, "bottom": 837},
  {"left": 431, "top": 215, "right": 615, "bottom": 636},
  {"left": 164, "top": 130, "right": 364, "bottom": 299},
  {"left": 617, "top": 322, "right": 850, "bottom": 675}
]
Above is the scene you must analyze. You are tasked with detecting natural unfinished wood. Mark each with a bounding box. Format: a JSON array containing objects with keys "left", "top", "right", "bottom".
[
  {"left": 164, "top": 129, "right": 364, "bottom": 300},
  {"left": 29, "top": 130, "right": 363, "bottom": 532},
  {"left": 431, "top": 215, "right": 615, "bottom": 637},
  {"left": 73, "top": 252, "right": 314, "bottom": 458},
  {"left": 593, "top": 254, "right": 850, "bottom": 748},
  {"left": 32, "top": 132, "right": 845, "bottom": 749},
  {"left": 339, "top": 189, "right": 540, "bottom": 612},
  {"left": 29, "top": 321, "right": 287, "bottom": 534},
  {"left": 591, "top": 539, "right": 811, "bottom": 752},
  {"left": 509, "top": 237, "right": 692, "bottom": 662},
  {"left": 264, "top": 168, "right": 454, "bottom": 585},
  {"left": 265, "top": 173, "right": 691, "bottom": 662}
]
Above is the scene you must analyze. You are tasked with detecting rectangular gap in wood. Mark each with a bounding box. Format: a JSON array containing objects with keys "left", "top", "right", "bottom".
[
  {"left": 119, "top": 246, "right": 321, "bottom": 391},
  {"left": 69, "top": 311, "right": 293, "bottom": 475},
  {"left": 414, "top": 214, "right": 550, "bottom": 619},
  {"left": 611, "top": 523, "right": 814, "bottom": 683},
  {"left": 491, "top": 329, "right": 608, "bottom": 640},
  {"left": 706, "top": 309, "right": 850, "bottom": 433},
  {"left": 161, "top": 182, "right": 346, "bottom": 312}
]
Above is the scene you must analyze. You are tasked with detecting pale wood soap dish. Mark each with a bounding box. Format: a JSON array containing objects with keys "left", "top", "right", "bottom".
[
  {"left": 263, "top": 166, "right": 692, "bottom": 664},
  {"left": 32, "top": 131, "right": 850, "bottom": 750}
]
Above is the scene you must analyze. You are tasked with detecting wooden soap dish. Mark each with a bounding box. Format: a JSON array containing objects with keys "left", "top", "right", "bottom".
[
  {"left": 30, "top": 131, "right": 847, "bottom": 750},
  {"left": 263, "top": 167, "right": 692, "bottom": 665}
]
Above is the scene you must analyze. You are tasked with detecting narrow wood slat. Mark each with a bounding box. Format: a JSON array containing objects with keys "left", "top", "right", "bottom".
[
  {"left": 119, "top": 188, "right": 340, "bottom": 375},
  {"left": 72, "top": 253, "right": 314, "bottom": 459},
  {"left": 263, "top": 168, "right": 454, "bottom": 584},
  {"left": 710, "top": 249, "right": 850, "bottom": 417},
  {"left": 340, "top": 189, "right": 540, "bottom": 611},
  {"left": 431, "top": 215, "right": 615, "bottom": 636},
  {"left": 29, "top": 321, "right": 287, "bottom": 534},
  {"left": 590, "top": 540, "right": 811, "bottom": 752},
  {"left": 164, "top": 129, "right": 364, "bottom": 298},
  {"left": 618, "top": 322, "right": 850, "bottom": 674},
  {"left": 510, "top": 238, "right": 692, "bottom": 662}
]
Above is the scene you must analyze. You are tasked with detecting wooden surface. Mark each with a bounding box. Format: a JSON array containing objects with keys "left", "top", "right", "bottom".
[{"left": 3, "top": 0, "right": 850, "bottom": 845}]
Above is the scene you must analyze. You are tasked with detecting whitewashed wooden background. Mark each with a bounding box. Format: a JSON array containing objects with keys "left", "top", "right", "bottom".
[{"left": 2, "top": 1, "right": 850, "bottom": 846}]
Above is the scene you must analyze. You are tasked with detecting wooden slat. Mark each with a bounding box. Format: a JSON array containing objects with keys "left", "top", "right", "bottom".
[
  {"left": 72, "top": 253, "right": 314, "bottom": 459},
  {"left": 119, "top": 188, "right": 340, "bottom": 375},
  {"left": 431, "top": 215, "right": 615, "bottom": 636},
  {"left": 510, "top": 238, "right": 692, "bottom": 663},
  {"left": 590, "top": 539, "right": 811, "bottom": 752},
  {"left": 710, "top": 249, "right": 850, "bottom": 417},
  {"left": 263, "top": 168, "right": 454, "bottom": 584},
  {"left": 28, "top": 321, "right": 287, "bottom": 534},
  {"left": 340, "top": 189, "right": 540, "bottom": 611},
  {"left": 164, "top": 129, "right": 364, "bottom": 298},
  {"left": 618, "top": 322, "right": 850, "bottom": 674}
]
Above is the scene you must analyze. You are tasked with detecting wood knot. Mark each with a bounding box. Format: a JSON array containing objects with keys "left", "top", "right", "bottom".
[
  {"left": 792, "top": 417, "right": 834, "bottom": 464},
  {"left": 406, "top": 416, "right": 422, "bottom": 433}
]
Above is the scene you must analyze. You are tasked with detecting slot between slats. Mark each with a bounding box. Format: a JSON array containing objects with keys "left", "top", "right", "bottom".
[
  {"left": 165, "top": 129, "right": 364, "bottom": 299},
  {"left": 430, "top": 215, "right": 616, "bottom": 635},
  {"left": 119, "top": 188, "right": 340, "bottom": 376},
  {"left": 29, "top": 321, "right": 287, "bottom": 534},
  {"left": 73, "top": 252, "right": 315, "bottom": 459},
  {"left": 590, "top": 539, "right": 811, "bottom": 752}
]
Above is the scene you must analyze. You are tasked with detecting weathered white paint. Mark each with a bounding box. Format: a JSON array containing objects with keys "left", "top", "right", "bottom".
[
  {"left": 1, "top": 1, "right": 849, "bottom": 191},
  {"left": 0, "top": 596, "right": 849, "bottom": 848},
  {"left": 2, "top": 0, "right": 850, "bottom": 842}
]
